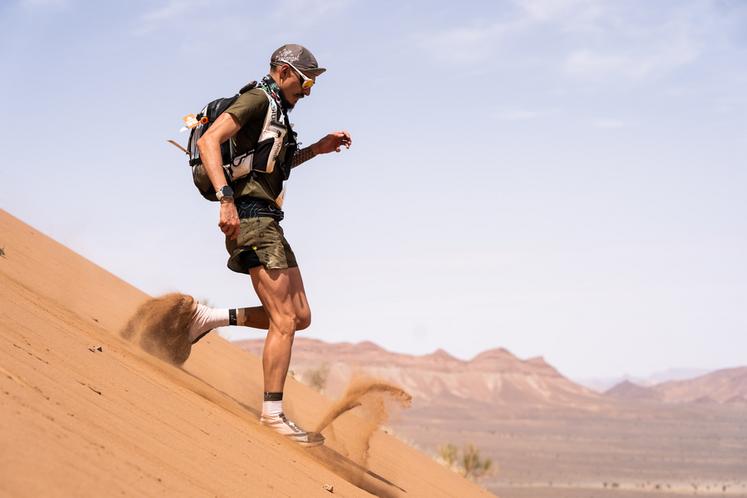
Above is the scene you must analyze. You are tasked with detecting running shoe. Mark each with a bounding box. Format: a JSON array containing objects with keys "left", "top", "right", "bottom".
[{"left": 260, "top": 412, "right": 325, "bottom": 447}]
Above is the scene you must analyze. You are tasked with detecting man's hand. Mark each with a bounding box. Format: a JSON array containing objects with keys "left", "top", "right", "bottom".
[
  {"left": 312, "top": 131, "right": 352, "bottom": 155},
  {"left": 219, "top": 201, "right": 240, "bottom": 240}
]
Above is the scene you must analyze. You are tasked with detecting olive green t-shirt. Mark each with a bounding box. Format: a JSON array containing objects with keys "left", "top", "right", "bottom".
[{"left": 225, "top": 88, "right": 289, "bottom": 205}]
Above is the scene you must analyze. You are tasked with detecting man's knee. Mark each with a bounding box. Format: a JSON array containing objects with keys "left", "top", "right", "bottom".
[
  {"left": 295, "top": 308, "right": 311, "bottom": 331},
  {"left": 272, "top": 314, "right": 298, "bottom": 337},
  {"left": 272, "top": 309, "right": 310, "bottom": 334}
]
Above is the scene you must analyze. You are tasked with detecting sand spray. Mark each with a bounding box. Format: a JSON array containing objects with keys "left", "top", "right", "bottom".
[
  {"left": 120, "top": 293, "right": 195, "bottom": 366},
  {"left": 119, "top": 294, "right": 412, "bottom": 495},
  {"left": 315, "top": 375, "right": 412, "bottom": 468}
]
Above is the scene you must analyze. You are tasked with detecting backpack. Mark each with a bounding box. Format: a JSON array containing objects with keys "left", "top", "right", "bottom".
[{"left": 180, "top": 81, "right": 290, "bottom": 201}]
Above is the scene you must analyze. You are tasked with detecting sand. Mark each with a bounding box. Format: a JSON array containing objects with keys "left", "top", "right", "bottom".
[
  {"left": 0, "top": 209, "right": 494, "bottom": 498},
  {"left": 120, "top": 293, "right": 196, "bottom": 366}
]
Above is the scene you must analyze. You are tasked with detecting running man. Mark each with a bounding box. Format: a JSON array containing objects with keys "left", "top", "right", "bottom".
[{"left": 186, "top": 44, "right": 351, "bottom": 446}]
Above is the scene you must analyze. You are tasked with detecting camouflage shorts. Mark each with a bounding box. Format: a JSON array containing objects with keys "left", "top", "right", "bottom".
[{"left": 225, "top": 216, "right": 298, "bottom": 274}]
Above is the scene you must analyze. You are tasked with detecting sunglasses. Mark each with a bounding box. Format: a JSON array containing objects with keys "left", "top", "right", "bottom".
[{"left": 278, "top": 59, "right": 315, "bottom": 90}]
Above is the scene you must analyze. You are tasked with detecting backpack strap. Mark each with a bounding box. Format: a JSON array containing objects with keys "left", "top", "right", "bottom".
[
  {"left": 238, "top": 80, "right": 258, "bottom": 94},
  {"left": 258, "top": 88, "right": 279, "bottom": 132}
]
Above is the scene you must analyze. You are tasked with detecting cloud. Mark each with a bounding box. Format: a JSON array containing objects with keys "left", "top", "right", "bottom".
[
  {"left": 515, "top": 0, "right": 603, "bottom": 25},
  {"left": 564, "top": 48, "right": 699, "bottom": 80},
  {"left": 495, "top": 109, "right": 543, "bottom": 121},
  {"left": 563, "top": 13, "right": 702, "bottom": 81},
  {"left": 414, "top": 0, "right": 606, "bottom": 65},
  {"left": 592, "top": 118, "right": 625, "bottom": 129},
  {"left": 413, "top": 0, "right": 607, "bottom": 65},
  {"left": 134, "top": 0, "right": 209, "bottom": 35},
  {"left": 20, "top": 0, "right": 68, "bottom": 8},
  {"left": 413, "top": 21, "right": 525, "bottom": 64},
  {"left": 415, "top": 0, "right": 722, "bottom": 82},
  {"left": 271, "top": 0, "right": 352, "bottom": 28},
  {"left": 142, "top": 2, "right": 190, "bottom": 24}
]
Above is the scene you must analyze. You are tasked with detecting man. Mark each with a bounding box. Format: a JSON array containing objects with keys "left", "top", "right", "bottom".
[{"left": 186, "top": 44, "right": 351, "bottom": 446}]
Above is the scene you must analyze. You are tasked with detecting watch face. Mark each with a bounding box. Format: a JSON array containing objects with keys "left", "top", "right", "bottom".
[{"left": 220, "top": 186, "right": 234, "bottom": 198}]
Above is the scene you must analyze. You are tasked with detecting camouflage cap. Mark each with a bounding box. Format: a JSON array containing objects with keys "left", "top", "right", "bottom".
[{"left": 271, "top": 44, "right": 326, "bottom": 76}]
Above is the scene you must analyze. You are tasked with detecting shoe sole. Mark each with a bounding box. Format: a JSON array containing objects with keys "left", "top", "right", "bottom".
[
  {"left": 262, "top": 425, "right": 326, "bottom": 447},
  {"left": 283, "top": 431, "right": 325, "bottom": 447}
]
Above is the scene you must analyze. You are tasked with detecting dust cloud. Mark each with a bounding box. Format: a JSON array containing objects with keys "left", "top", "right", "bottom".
[
  {"left": 120, "top": 293, "right": 195, "bottom": 366},
  {"left": 315, "top": 375, "right": 412, "bottom": 470}
]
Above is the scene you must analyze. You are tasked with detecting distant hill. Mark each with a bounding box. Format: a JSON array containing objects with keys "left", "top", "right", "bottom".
[
  {"left": 653, "top": 367, "right": 747, "bottom": 404},
  {"left": 235, "top": 338, "right": 607, "bottom": 413},
  {"left": 604, "top": 380, "right": 662, "bottom": 401},
  {"left": 236, "top": 338, "right": 747, "bottom": 410},
  {"left": 578, "top": 367, "right": 710, "bottom": 392},
  {"left": 604, "top": 368, "right": 747, "bottom": 405}
]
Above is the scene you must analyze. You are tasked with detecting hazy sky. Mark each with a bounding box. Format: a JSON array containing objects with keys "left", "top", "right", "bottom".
[{"left": 2, "top": 0, "right": 745, "bottom": 380}]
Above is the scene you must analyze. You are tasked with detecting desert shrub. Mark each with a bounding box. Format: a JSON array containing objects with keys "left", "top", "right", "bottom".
[
  {"left": 305, "top": 363, "right": 330, "bottom": 392},
  {"left": 438, "top": 443, "right": 458, "bottom": 469},
  {"left": 461, "top": 444, "right": 493, "bottom": 480},
  {"left": 436, "top": 443, "right": 494, "bottom": 481}
]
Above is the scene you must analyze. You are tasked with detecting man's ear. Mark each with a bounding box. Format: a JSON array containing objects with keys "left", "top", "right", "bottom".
[{"left": 276, "top": 65, "right": 287, "bottom": 82}]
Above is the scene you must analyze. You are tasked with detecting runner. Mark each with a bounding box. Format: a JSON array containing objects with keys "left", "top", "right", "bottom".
[{"left": 186, "top": 44, "right": 351, "bottom": 446}]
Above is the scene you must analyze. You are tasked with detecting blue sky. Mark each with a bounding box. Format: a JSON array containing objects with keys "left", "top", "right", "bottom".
[{"left": 2, "top": 0, "right": 746, "bottom": 380}]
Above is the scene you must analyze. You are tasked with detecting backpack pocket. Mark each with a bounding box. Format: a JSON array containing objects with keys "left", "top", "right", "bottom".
[
  {"left": 191, "top": 163, "right": 222, "bottom": 201},
  {"left": 231, "top": 120, "right": 286, "bottom": 178},
  {"left": 253, "top": 122, "right": 287, "bottom": 174}
]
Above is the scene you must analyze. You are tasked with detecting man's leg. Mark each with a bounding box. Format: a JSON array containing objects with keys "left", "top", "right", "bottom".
[
  {"left": 187, "top": 304, "right": 271, "bottom": 344},
  {"left": 238, "top": 306, "right": 271, "bottom": 329},
  {"left": 250, "top": 266, "right": 321, "bottom": 446},
  {"left": 249, "top": 266, "right": 310, "bottom": 393}
]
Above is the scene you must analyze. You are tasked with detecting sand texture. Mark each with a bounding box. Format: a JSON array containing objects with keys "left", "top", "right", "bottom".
[{"left": 0, "top": 209, "right": 494, "bottom": 498}]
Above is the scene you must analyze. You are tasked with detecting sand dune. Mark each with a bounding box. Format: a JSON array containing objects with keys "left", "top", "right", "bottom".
[{"left": 0, "top": 209, "right": 494, "bottom": 497}]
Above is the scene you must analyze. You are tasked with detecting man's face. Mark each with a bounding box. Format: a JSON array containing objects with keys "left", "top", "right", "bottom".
[{"left": 277, "top": 64, "right": 315, "bottom": 108}]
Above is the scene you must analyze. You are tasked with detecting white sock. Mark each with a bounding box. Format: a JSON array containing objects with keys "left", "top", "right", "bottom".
[
  {"left": 188, "top": 304, "right": 230, "bottom": 343},
  {"left": 262, "top": 400, "right": 283, "bottom": 418}
]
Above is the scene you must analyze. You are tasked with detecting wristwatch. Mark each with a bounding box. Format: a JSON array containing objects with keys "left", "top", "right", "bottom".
[{"left": 216, "top": 185, "right": 234, "bottom": 202}]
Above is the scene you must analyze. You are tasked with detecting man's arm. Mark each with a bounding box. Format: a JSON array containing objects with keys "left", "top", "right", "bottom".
[
  {"left": 291, "top": 145, "right": 318, "bottom": 169},
  {"left": 291, "top": 130, "right": 352, "bottom": 169},
  {"left": 196, "top": 113, "right": 243, "bottom": 240}
]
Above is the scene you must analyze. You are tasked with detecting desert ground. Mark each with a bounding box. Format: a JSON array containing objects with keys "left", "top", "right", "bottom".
[
  {"left": 3, "top": 206, "right": 745, "bottom": 497},
  {"left": 398, "top": 402, "right": 747, "bottom": 497},
  {"left": 237, "top": 339, "right": 747, "bottom": 498},
  {"left": 0, "top": 209, "right": 493, "bottom": 497}
]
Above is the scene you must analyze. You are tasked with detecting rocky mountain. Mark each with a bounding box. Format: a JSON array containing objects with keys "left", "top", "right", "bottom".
[
  {"left": 578, "top": 367, "right": 710, "bottom": 392},
  {"left": 604, "top": 380, "right": 661, "bottom": 401},
  {"left": 605, "top": 367, "right": 747, "bottom": 405},
  {"left": 235, "top": 338, "right": 607, "bottom": 412},
  {"left": 653, "top": 367, "right": 747, "bottom": 404}
]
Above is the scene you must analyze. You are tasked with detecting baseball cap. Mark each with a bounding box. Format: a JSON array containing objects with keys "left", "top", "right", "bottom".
[{"left": 271, "top": 44, "right": 326, "bottom": 76}]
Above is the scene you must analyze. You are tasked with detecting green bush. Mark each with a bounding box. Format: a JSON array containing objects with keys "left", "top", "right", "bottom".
[{"left": 437, "top": 443, "right": 494, "bottom": 481}]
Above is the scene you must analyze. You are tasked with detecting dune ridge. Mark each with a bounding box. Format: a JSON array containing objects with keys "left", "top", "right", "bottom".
[{"left": 0, "top": 209, "right": 494, "bottom": 498}]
